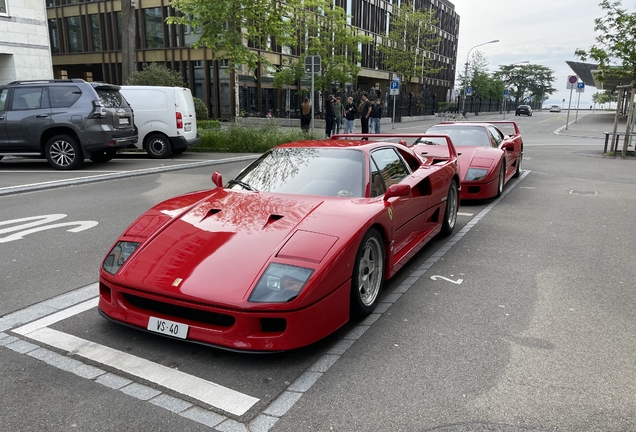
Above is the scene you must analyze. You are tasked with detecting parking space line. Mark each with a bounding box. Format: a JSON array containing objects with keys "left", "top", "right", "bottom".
[
  {"left": 13, "top": 297, "right": 98, "bottom": 336},
  {"left": 457, "top": 212, "right": 474, "bottom": 216}
]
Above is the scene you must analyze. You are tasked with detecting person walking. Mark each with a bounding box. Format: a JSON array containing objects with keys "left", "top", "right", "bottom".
[
  {"left": 325, "top": 94, "right": 336, "bottom": 138},
  {"left": 360, "top": 93, "right": 372, "bottom": 139},
  {"left": 371, "top": 99, "right": 383, "bottom": 134},
  {"left": 333, "top": 97, "right": 344, "bottom": 135},
  {"left": 300, "top": 97, "right": 312, "bottom": 133},
  {"left": 344, "top": 96, "right": 356, "bottom": 134}
]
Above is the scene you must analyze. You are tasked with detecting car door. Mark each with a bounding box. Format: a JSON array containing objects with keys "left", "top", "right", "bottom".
[
  {"left": 5, "top": 86, "right": 51, "bottom": 152},
  {"left": 370, "top": 147, "right": 428, "bottom": 257},
  {"left": 0, "top": 88, "right": 8, "bottom": 150},
  {"left": 487, "top": 125, "right": 513, "bottom": 177}
]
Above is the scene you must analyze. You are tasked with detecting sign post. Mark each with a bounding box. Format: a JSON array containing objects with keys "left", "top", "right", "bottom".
[
  {"left": 390, "top": 77, "right": 399, "bottom": 129},
  {"left": 502, "top": 89, "right": 509, "bottom": 120},
  {"left": 575, "top": 81, "right": 585, "bottom": 123},
  {"left": 305, "top": 55, "right": 321, "bottom": 132},
  {"left": 565, "top": 75, "right": 578, "bottom": 130}
]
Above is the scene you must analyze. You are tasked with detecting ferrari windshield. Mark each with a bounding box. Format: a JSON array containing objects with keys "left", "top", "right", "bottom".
[
  {"left": 426, "top": 126, "right": 491, "bottom": 147},
  {"left": 228, "top": 147, "right": 365, "bottom": 198}
]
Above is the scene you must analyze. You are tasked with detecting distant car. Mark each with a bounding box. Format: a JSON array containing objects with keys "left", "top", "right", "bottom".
[
  {"left": 515, "top": 105, "right": 532, "bottom": 116},
  {"left": 423, "top": 121, "right": 523, "bottom": 200},
  {"left": 98, "top": 134, "right": 460, "bottom": 352},
  {"left": 550, "top": 105, "right": 561, "bottom": 112}
]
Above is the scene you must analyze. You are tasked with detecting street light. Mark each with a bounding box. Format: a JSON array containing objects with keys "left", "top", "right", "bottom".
[{"left": 462, "top": 39, "right": 499, "bottom": 113}]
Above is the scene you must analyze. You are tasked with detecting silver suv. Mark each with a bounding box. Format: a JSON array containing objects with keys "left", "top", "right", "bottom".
[{"left": 0, "top": 79, "right": 137, "bottom": 170}]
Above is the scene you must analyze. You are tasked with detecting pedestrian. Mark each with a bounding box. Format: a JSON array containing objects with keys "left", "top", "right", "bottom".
[
  {"left": 333, "top": 97, "right": 344, "bottom": 135},
  {"left": 344, "top": 96, "right": 357, "bottom": 133},
  {"left": 325, "top": 94, "right": 336, "bottom": 138},
  {"left": 300, "top": 97, "right": 312, "bottom": 133},
  {"left": 360, "top": 93, "right": 372, "bottom": 139},
  {"left": 371, "top": 99, "right": 383, "bottom": 134}
]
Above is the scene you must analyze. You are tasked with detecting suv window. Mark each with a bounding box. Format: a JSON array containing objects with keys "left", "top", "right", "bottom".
[
  {"left": 12, "top": 88, "right": 45, "bottom": 110},
  {"left": 97, "top": 89, "right": 128, "bottom": 108},
  {"left": 49, "top": 86, "right": 82, "bottom": 108},
  {"left": 0, "top": 89, "right": 8, "bottom": 110}
]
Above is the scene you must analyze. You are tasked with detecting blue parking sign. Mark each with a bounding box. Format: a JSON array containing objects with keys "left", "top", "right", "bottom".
[{"left": 466, "top": 87, "right": 473, "bottom": 96}]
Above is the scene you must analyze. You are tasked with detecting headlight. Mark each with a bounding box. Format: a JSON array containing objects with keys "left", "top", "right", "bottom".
[
  {"left": 465, "top": 168, "right": 489, "bottom": 181},
  {"left": 249, "top": 263, "right": 314, "bottom": 303},
  {"left": 102, "top": 241, "right": 141, "bottom": 275}
]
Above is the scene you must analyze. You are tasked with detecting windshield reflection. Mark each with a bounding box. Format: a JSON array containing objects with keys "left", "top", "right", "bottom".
[{"left": 228, "top": 148, "right": 366, "bottom": 198}]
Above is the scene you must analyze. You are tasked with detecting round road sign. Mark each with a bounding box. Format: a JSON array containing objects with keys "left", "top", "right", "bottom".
[{"left": 568, "top": 75, "right": 578, "bottom": 84}]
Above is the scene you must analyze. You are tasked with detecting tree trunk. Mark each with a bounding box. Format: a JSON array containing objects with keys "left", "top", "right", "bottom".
[{"left": 121, "top": 0, "right": 136, "bottom": 84}]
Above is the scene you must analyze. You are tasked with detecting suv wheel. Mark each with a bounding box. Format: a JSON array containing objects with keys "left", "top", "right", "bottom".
[
  {"left": 90, "top": 149, "right": 117, "bottom": 163},
  {"left": 145, "top": 134, "right": 172, "bottom": 159},
  {"left": 45, "top": 135, "right": 84, "bottom": 170}
]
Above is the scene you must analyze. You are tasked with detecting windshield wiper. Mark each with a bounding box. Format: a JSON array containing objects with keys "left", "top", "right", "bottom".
[{"left": 227, "top": 179, "right": 257, "bottom": 191}]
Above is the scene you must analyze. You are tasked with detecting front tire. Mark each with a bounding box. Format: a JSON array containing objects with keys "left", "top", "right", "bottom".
[
  {"left": 495, "top": 162, "right": 505, "bottom": 198},
  {"left": 350, "top": 228, "right": 385, "bottom": 318},
  {"left": 45, "top": 134, "right": 84, "bottom": 170},
  {"left": 144, "top": 133, "right": 172, "bottom": 159},
  {"left": 440, "top": 179, "right": 458, "bottom": 236}
]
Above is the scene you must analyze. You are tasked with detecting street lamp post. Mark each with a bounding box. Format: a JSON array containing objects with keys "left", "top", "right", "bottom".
[{"left": 462, "top": 39, "right": 499, "bottom": 114}]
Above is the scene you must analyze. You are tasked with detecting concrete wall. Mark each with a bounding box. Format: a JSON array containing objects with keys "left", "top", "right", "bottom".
[{"left": 0, "top": 0, "right": 53, "bottom": 85}]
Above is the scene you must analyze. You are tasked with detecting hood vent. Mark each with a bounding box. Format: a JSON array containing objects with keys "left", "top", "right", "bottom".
[
  {"left": 263, "top": 214, "right": 284, "bottom": 228},
  {"left": 201, "top": 208, "right": 222, "bottom": 221}
]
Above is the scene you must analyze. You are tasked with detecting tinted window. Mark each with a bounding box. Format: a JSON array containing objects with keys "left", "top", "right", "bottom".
[
  {"left": 488, "top": 126, "right": 504, "bottom": 146},
  {"left": 370, "top": 158, "right": 386, "bottom": 197},
  {"left": 96, "top": 89, "right": 127, "bottom": 108},
  {"left": 49, "top": 86, "right": 82, "bottom": 108},
  {"left": 370, "top": 148, "right": 409, "bottom": 189},
  {"left": 12, "top": 88, "right": 44, "bottom": 110}
]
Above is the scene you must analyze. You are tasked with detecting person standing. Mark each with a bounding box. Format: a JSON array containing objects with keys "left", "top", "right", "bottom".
[
  {"left": 333, "top": 97, "right": 344, "bottom": 135},
  {"left": 371, "top": 99, "right": 383, "bottom": 134},
  {"left": 360, "top": 93, "right": 372, "bottom": 139},
  {"left": 325, "top": 94, "right": 335, "bottom": 138},
  {"left": 300, "top": 97, "right": 312, "bottom": 133},
  {"left": 344, "top": 96, "right": 357, "bottom": 133}
]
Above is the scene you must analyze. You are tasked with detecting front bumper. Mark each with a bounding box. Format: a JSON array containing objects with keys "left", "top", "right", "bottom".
[{"left": 460, "top": 176, "right": 500, "bottom": 200}]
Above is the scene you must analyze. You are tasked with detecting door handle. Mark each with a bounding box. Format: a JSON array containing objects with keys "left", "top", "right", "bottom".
[
  {"left": 36, "top": 114, "right": 49, "bottom": 118},
  {"left": 0, "top": 116, "right": 4, "bottom": 120}
]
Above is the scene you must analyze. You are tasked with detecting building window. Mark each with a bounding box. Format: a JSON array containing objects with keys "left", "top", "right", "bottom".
[
  {"left": 90, "top": 14, "right": 102, "bottom": 51},
  {"left": 48, "top": 19, "right": 60, "bottom": 53},
  {"left": 144, "top": 7, "right": 163, "bottom": 48},
  {"left": 66, "top": 16, "right": 83, "bottom": 52},
  {"left": 1, "top": 0, "right": 8, "bottom": 15}
]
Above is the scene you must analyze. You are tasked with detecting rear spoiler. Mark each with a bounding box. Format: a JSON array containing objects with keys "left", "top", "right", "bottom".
[
  {"left": 438, "top": 120, "right": 520, "bottom": 135},
  {"left": 330, "top": 133, "right": 458, "bottom": 159}
]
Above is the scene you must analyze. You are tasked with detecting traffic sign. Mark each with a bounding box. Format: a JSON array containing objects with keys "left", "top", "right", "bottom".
[
  {"left": 390, "top": 80, "right": 399, "bottom": 96},
  {"left": 466, "top": 87, "right": 473, "bottom": 96},
  {"left": 304, "top": 55, "right": 321, "bottom": 73},
  {"left": 576, "top": 82, "right": 585, "bottom": 93},
  {"left": 503, "top": 89, "right": 510, "bottom": 99},
  {"left": 567, "top": 75, "right": 578, "bottom": 89}
]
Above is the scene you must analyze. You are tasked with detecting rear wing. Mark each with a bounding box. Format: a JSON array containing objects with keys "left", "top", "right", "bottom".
[
  {"left": 438, "top": 120, "right": 520, "bottom": 135},
  {"left": 330, "top": 133, "right": 458, "bottom": 160}
]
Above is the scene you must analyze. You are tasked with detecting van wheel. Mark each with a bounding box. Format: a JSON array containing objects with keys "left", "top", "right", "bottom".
[
  {"left": 90, "top": 150, "right": 116, "bottom": 163},
  {"left": 145, "top": 134, "right": 172, "bottom": 159},
  {"left": 45, "top": 134, "right": 84, "bottom": 170}
]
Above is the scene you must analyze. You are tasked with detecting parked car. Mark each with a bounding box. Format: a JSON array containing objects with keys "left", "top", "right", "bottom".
[
  {"left": 550, "top": 105, "right": 562, "bottom": 112},
  {"left": 0, "top": 79, "right": 137, "bottom": 169},
  {"left": 424, "top": 121, "right": 523, "bottom": 200},
  {"left": 515, "top": 105, "right": 533, "bottom": 116},
  {"left": 119, "top": 86, "right": 200, "bottom": 158},
  {"left": 98, "top": 133, "right": 460, "bottom": 351}
]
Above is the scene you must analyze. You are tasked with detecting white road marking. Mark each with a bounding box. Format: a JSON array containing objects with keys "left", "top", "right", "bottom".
[
  {"left": 457, "top": 212, "right": 474, "bottom": 216},
  {"left": 430, "top": 275, "right": 464, "bottom": 284},
  {"left": 13, "top": 297, "right": 98, "bottom": 335}
]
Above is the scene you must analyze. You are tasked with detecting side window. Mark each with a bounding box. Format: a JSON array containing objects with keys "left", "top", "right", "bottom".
[
  {"left": 11, "top": 88, "right": 44, "bottom": 110},
  {"left": 0, "top": 89, "right": 8, "bottom": 110},
  {"left": 370, "top": 158, "right": 386, "bottom": 198},
  {"left": 49, "top": 86, "right": 82, "bottom": 108},
  {"left": 371, "top": 148, "right": 409, "bottom": 190},
  {"left": 488, "top": 126, "right": 504, "bottom": 147}
]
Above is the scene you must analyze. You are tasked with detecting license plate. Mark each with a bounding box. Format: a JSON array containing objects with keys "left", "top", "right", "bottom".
[
  {"left": 147, "top": 316, "right": 188, "bottom": 339},
  {"left": 184, "top": 124, "right": 192, "bottom": 132},
  {"left": 118, "top": 117, "right": 130, "bottom": 125}
]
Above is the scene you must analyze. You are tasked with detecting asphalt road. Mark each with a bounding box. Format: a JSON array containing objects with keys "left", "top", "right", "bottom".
[{"left": 1, "top": 111, "right": 635, "bottom": 432}]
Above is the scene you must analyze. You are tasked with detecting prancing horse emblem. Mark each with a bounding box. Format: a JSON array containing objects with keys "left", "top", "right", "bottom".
[
  {"left": 387, "top": 207, "right": 393, "bottom": 220},
  {"left": 172, "top": 278, "right": 183, "bottom": 287}
]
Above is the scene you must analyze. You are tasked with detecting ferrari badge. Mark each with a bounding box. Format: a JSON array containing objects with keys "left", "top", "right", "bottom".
[
  {"left": 172, "top": 278, "right": 183, "bottom": 287},
  {"left": 387, "top": 207, "right": 393, "bottom": 220}
]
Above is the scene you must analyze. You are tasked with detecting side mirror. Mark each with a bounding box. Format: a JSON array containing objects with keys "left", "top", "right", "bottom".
[
  {"left": 211, "top": 171, "right": 223, "bottom": 188},
  {"left": 383, "top": 184, "right": 410, "bottom": 201},
  {"left": 398, "top": 139, "right": 408, "bottom": 147}
]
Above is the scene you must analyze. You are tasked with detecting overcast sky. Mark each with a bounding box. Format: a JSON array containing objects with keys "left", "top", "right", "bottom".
[{"left": 450, "top": 0, "right": 607, "bottom": 106}]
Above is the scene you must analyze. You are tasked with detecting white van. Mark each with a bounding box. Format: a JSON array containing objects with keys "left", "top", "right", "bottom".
[{"left": 119, "top": 86, "right": 200, "bottom": 158}]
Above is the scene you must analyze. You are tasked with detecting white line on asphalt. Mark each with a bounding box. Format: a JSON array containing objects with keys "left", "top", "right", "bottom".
[
  {"left": 457, "top": 212, "right": 474, "bottom": 216},
  {"left": 13, "top": 297, "right": 98, "bottom": 336}
]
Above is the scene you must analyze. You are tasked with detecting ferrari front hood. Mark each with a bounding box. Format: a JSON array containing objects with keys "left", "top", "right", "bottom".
[
  {"left": 116, "top": 190, "right": 329, "bottom": 306},
  {"left": 456, "top": 146, "right": 497, "bottom": 177}
]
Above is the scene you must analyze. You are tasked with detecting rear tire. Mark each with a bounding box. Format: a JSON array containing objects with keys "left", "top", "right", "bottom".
[
  {"left": 45, "top": 134, "right": 84, "bottom": 170},
  {"left": 513, "top": 150, "right": 523, "bottom": 178},
  {"left": 144, "top": 133, "right": 172, "bottom": 159},
  {"left": 350, "top": 228, "right": 385, "bottom": 318},
  {"left": 440, "top": 179, "right": 458, "bottom": 236},
  {"left": 90, "top": 150, "right": 116, "bottom": 163}
]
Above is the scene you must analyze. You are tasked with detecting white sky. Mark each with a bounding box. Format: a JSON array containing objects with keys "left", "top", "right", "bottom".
[{"left": 450, "top": 0, "right": 605, "bottom": 106}]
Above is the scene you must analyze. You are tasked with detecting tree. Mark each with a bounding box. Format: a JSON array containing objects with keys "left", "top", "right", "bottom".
[
  {"left": 377, "top": 0, "right": 442, "bottom": 92},
  {"left": 125, "top": 63, "right": 186, "bottom": 87},
  {"left": 575, "top": 0, "right": 636, "bottom": 85},
  {"left": 458, "top": 51, "right": 502, "bottom": 100},
  {"left": 494, "top": 64, "right": 556, "bottom": 103}
]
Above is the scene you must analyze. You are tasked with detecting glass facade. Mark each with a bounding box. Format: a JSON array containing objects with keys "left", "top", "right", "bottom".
[
  {"left": 144, "top": 8, "right": 163, "bottom": 49},
  {"left": 48, "top": 19, "right": 59, "bottom": 54},
  {"left": 90, "top": 14, "right": 102, "bottom": 52},
  {"left": 65, "top": 16, "right": 82, "bottom": 53},
  {"left": 0, "top": 0, "right": 7, "bottom": 14}
]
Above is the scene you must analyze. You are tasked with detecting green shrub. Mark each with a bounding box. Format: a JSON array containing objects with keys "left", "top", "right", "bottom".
[
  {"left": 193, "top": 97, "right": 209, "bottom": 121},
  {"left": 197, "top": 119, "right": 221, "bottom": 130},
  {"left": 125, "top": 63, "right": 185, "bottom": 87},
  {"left": 193, "top": 125, "right": 318, "bottom": 153}
]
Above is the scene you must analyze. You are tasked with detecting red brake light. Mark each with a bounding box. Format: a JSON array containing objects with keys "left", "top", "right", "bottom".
[{"left": 176, "top": 112, "right": 183, "bottom": 129}]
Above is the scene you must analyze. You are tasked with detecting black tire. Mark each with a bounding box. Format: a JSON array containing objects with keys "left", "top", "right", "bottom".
[
  {"left": 144, "top": 133, "right": 172, "bottom": 159},
  {"left": 513, "top": 150, "right": 523, "bottom": 178},
  {"left": 0, "top": 155, "right": 4, "bottom": 161},
  {"left": 172, "top": 148, "right": 187, "bottom": 155},
  {"left": 440, "top": 179, "right": 458, "bottom": 236},
  {"left": 350, "top": 228, "right": 385, "bottom": 318},
  {"left": 45, "top": 134, "right": 84, "bottom": 170},
  {"left": 495, "top": 162, "right": 505, "bottom": 198},
  {"left": 90, "top": 149, "right": 116, "bottom": 163}
]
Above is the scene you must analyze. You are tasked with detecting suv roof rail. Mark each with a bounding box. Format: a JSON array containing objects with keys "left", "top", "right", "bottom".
[{"left": 7, "top": 79, "right": 87, "bottom": 85}]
